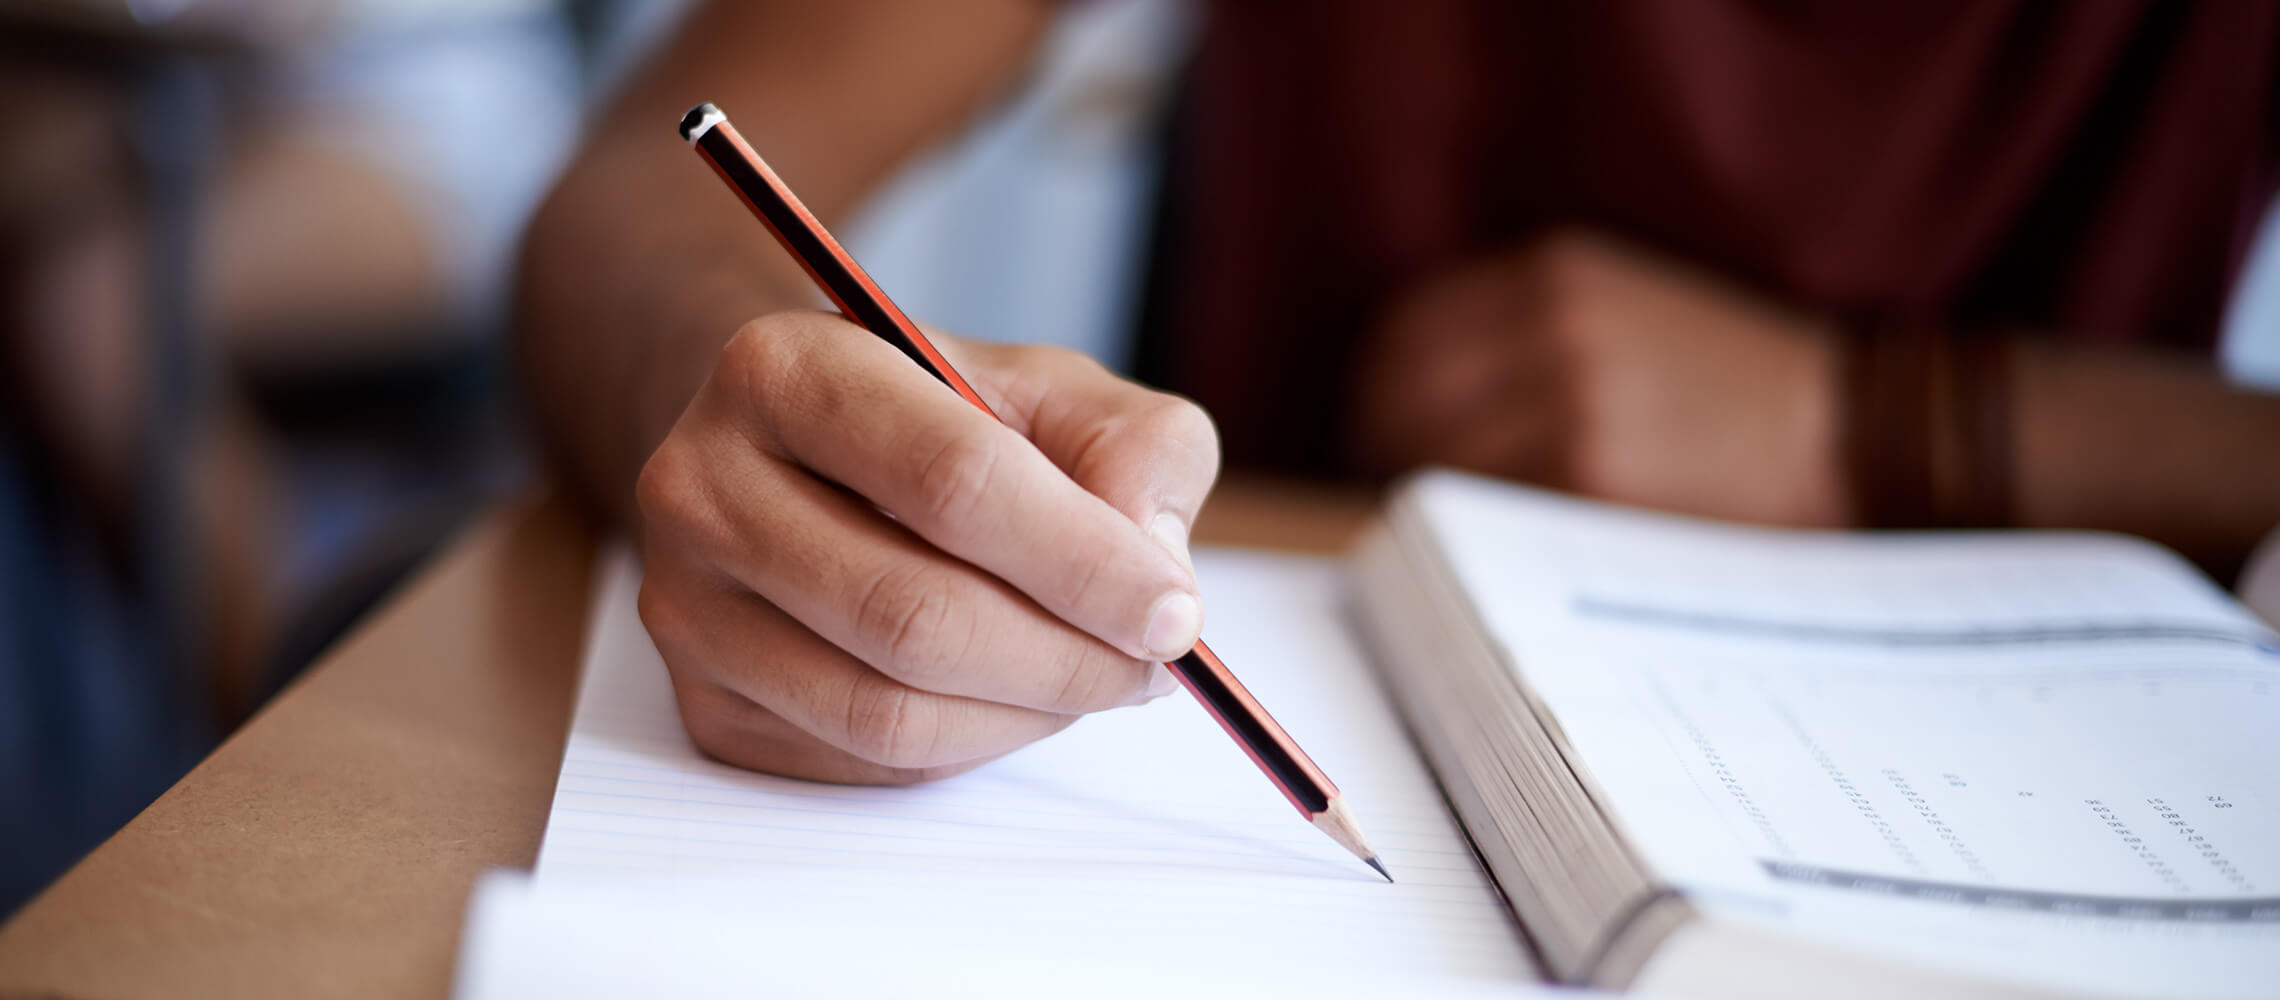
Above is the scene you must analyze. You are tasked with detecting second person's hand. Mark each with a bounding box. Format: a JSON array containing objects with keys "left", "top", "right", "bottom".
[
  {"left": 1351, "top": 230, "right": 1848, "bottom": 528},
  {"left": 635, "top": 311, "right": 1220, "bottom": 784}
]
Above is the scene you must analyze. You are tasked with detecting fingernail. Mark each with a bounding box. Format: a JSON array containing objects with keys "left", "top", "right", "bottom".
[
  {"left": 1147, "top": 511, "right": 1194, "bottom": 576},
  {"left": 1147, "top": 664, "right": 1181, "bottom": 699},
  {"left": 1140, "top": 591, "right": 1202, "bottom": 661}
]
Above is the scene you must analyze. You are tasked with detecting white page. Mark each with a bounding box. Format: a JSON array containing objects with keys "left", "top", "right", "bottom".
[
  {"left": 521, "top": 545, "right": 1539, "bottom": 991},
  {"left": 1409, "top": 471, "right": 2280, "bottom": 998},
  {"left": 456, "top": 869, "right": 1605, "bottom": 1000}
]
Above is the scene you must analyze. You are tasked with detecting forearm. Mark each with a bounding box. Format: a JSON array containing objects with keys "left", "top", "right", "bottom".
[
  {"left": 514, "top": 0, "right": 1048, "bottom": 524},
  {"left": 2012, "top": 340, "right": 2280, "bottom": 576},
  {"left": 516, "top": 131, "right": 792, "bottom": 526}
]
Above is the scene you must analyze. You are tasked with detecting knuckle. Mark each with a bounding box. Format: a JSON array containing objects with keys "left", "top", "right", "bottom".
[
  {"left": 634, "top": 446, "right": 671, "bottom": 513},
  {"left": 1047, "top": 665, "right": 1097, "bottom": 713},
  {"left": 721, "top": 315, "right": 801, "bottom": 387},
  {"left": 840, "top": 680, "right": 937, "bottom": 768},
  {"left": 718, "top": 322, "right": 772, "bottom": 392},
  {"left": 852, "top": 563, "right": 965, "bottom": 682},
  {"left": 720, "top": 314, "right": 825, "bottom": 429},
  {"left": 1139, "top": 395, "right": 1220, "bottom": 468},
  {"left": 1056, "top": 543, "right": 1119, "bottom": 617},
  {"left": 1081, "top": 393, "right": 1221, "bottom": 481},
  {"left": 995, "top": 343, "right": 1107, "bottom": 415},
  {"left": 912, "top": 430, "right": 1003, "bottom": 529},
  {"left": 634, "top": 577, "right": 683, "bottom": 641},
  {"left": 634, "top": 441, "right": 699, "bottom": 528},
  {"left": 1045, "top": 650, "right": 1135, "bottom": 713}
]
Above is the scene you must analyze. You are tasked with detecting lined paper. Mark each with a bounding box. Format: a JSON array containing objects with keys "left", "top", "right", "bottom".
[{"left": 525, "top": 545, "right": 1542, "bottom": 986}]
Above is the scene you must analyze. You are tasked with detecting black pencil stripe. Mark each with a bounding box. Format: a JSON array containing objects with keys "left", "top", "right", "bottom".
[{"left": 1172, "top": 650, "right": 1331, "bottom": 814}]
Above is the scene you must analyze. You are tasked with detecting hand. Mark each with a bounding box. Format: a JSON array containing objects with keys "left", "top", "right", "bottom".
[
  {"left": 635, "top": 312, "right": 1218, "bottom": 784},
  {"left": 1351, "top": 230, "right": 1850, "bottom": 527}
]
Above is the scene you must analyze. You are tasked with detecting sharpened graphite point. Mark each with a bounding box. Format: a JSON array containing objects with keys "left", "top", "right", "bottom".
[{"left": 1366, "top": 856, "right": 1393, "bottom": 883}]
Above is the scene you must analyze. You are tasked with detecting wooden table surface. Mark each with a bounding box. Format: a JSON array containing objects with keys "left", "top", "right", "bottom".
[{"left": 0, "top": 478, "right": 1375, "bottom": 999}]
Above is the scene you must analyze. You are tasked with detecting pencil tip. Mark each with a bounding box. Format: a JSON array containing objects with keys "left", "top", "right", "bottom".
[{"left": 1312, "top": 797, "right": 1389, "bottom": 880}]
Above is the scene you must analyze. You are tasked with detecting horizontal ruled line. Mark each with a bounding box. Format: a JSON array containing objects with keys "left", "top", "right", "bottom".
[{"left": 1576, "top": 599, "right": 2280, "bottom": 654}]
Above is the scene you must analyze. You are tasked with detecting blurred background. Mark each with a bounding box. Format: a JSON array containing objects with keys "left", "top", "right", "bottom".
[
  {"left": 0, "top": 0, "right": 1200, "bottom": 920},
  {"left": 2, "top": 0, "right": 2277, "bottom": 920}
]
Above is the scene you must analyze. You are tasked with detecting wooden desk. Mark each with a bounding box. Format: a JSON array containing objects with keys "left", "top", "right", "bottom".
[{"left": 0, "top": 478, "right": 1374, "bottom": 999}]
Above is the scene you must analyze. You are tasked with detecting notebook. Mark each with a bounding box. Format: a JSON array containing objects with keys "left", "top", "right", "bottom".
[
  {"left": 456, "top": 544, "right": 1564, "bottom": 998},
  {"left": 458, "top": 470, "right": 2280, "bottom": 998}
]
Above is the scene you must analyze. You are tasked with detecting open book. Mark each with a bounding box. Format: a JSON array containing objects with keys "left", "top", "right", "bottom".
[
  {"left": 1353, "top": 471, "right": 2280, "bottom": 997},
  {"left": 458, "top": 471, "right": 2279, "bottom": 998}
]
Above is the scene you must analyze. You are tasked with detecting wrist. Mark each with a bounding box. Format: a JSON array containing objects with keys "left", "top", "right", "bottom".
[
  {"left": 1788, "top": 321, "right": 1853, "bottom": 527},
  {"left": 1838, "top": 321, "right": 2015, "bottom": 529}
]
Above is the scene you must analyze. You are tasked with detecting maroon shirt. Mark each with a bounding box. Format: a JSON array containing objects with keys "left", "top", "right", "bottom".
[{"left": 1142, "top": 1, "right": 2280, "bottom": 475}]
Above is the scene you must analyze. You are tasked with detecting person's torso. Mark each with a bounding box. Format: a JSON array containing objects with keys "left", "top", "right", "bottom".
[{"left": 1142, "top": 0, "right": 2280, "bottom": 474}]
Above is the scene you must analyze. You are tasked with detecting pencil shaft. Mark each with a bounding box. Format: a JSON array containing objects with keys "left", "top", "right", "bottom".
[
  {"left": 1168, "top": 642, "right": 1333, "bottom": 816},
  {"left": 687, "top": 110, "right": 994, "bottom": 415}
]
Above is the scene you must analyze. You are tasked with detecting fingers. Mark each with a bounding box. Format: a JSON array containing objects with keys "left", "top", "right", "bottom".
[
  {"left": 948, "top": 339, "right": 1220, "bottom": 574},
  {"left": 639, "top": 552, "right": 1083, "bottom": 772},
  {"left": 642, "top": 382, "right": 1176, "bottom": 710},
  {"left": 669, "top": 678, "right": 1000, "bottom": 786},
  {"left": 643, "top": 427, "right": 1170, "bottom": 713},
  {"left": 721, "top": 314, "right": 1205, "bottom": 661}
]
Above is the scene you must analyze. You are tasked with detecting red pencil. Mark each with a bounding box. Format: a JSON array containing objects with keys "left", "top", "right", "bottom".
[{"left": 678, "top": 101, "right": 1388, "bottom": 881}]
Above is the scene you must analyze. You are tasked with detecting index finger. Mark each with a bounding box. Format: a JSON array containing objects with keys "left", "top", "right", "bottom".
[{"left": 725, "top": 315, "right": 1204, "bottom": 663}]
